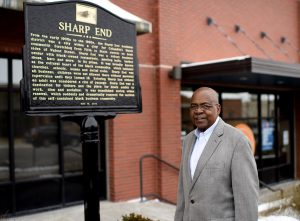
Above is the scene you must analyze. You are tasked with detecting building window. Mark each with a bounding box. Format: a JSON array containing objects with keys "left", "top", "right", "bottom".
[
  {"left": 63, "top": 121, "right": 82, "bottom": 175},
  {"left": 0, "top": 58, "right": 8, "bottom": 86},
  {"left": 221, "top": 92, "right": 258, "bottom": 155},
  {"left": 0, "top": 92, "right": 9, "bottom": 182},
  {"left": 14, "top": 113, "right": 59, "bottom": 180},
  {"left": 0, "top": 56, "right": 106, "bottom": 214}
]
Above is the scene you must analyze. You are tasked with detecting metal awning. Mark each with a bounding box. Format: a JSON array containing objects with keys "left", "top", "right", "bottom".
[
  {"left": 0, "top": 0, "right": 152, "bottom": 35},
  {"left": 177, "top": 56, "right": 300, "bottom": 90}
]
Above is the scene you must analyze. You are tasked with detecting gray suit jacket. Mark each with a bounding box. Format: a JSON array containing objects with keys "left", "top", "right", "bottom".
[{"left": 174, "top": 118, "right": 259, "bottom": 221}]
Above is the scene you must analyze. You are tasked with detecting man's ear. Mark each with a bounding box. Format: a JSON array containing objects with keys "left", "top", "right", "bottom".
[{"left": 217, "top": 104, "right": 221, "bottom": 115}]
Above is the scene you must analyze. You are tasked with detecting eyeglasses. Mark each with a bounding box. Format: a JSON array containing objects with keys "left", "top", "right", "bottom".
[{"left": 190, "top": 103, "right": 217, "bottom": 111}]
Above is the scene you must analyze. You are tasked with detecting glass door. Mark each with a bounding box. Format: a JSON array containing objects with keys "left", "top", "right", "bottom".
[
  {"left": 220, "top": 91, "right": 294, "bottom": 184},
  {"left": 276, "top": 94, "right": 293, "bottom": 181},
  {"left": 260, "top": 94, "right": 277, "bottom": 183},
  {"left": 221, "top": 92, "right": 258, "bottom": 155}
]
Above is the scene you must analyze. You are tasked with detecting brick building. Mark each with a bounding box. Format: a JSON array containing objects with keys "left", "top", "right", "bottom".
[{"left": 1, "top": 0, "right": 300, "bottom": 216}]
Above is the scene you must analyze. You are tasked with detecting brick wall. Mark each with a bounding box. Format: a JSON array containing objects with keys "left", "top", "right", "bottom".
[
  {"left": 108, "top": 65, "right": 161, "bottom": 201},
  {"left": 177, "top": 0, "right": 299, "bottom": 63}
]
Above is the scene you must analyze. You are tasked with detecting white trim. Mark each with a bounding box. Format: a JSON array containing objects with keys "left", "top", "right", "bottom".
[
  {"left": 105, "top": 120, "right": 110, "bottom": 200},
  {"left": 2, "top": 0, "right": 152, "bottom": 34},
  {"left": 139, "top": 64, "right": 173, "bottom": 70},
  {"left": 181, "top": 55, "right": 251, "bottom": 68}
]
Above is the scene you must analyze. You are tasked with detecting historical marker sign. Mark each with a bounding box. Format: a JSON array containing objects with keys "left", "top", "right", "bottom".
[{"left": 22, "top": 1, "right": 142, "bottom": 115}]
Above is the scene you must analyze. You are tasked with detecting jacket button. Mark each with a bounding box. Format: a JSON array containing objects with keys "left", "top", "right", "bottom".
[{"left": 191, "top": 200, "right": 195, "bottom": 204}]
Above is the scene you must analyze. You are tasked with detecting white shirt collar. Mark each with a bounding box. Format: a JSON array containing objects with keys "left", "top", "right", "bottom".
[{"left": 194, "top": 116, "right": 220, "bottom": 138}]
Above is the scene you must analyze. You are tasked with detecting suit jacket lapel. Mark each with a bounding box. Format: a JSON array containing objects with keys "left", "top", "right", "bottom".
[
  {"left": 184, "top": 132, "right": 196, "bottom": 186},
  {"left": 189, "top": 119, "right": 224, "bottom": 192}
]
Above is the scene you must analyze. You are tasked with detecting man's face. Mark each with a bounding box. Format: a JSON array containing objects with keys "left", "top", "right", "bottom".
[{"left": 190, "top": 90, "right": 221, "bottom": 131}]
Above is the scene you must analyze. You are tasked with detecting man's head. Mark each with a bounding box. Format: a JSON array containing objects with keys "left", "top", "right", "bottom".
[{"left": 190, "top": 87, "right": 221, "bottom": 132}]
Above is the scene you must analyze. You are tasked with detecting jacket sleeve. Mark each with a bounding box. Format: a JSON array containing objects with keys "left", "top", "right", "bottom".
[
  {"left": 174, "top": 159, "right": 184, "bottom": 221},
  {"left": 231, "top": 136, "right": 259, "bottom": 221},
  {"left": 174, "top": 137, "right": 187, "bottom": 221}
]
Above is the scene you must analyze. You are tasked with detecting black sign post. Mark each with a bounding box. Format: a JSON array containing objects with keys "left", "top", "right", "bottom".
[
  {"left": 21, "top": 1, "right": 142, "bottom": 220},
  {"left": 81, "top": 116, "right": 100, "bottom": 221},
  {"left": 61, "top": 114, "right": 116, "bottom": 221}
]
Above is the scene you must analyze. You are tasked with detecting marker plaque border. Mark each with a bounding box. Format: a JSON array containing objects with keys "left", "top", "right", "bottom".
[{"left": 22, "top": 1, "right": 142, "bottom": 116}]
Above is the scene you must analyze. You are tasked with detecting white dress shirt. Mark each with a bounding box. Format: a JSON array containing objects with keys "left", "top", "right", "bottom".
[{"left": 190, "top": 117, "right": 220, "bottom": 179}]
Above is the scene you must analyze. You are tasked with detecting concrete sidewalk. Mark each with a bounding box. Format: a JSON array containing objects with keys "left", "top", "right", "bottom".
[
  {"left": 5, "top": 181, "right": 300, "bottom": 221},
  {"left": 6, "top": 200, "right": 176, "bottom": 221},
  {"left": 4, "top": 199, "right": 300, "bottom": 221}
]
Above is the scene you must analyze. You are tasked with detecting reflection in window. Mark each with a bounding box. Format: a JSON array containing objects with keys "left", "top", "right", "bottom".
[
  {"left": 261, "top": 119, "right": 275, "bottom": 153},
  {"left": 277, "top": 94, "right": 293, "bottom": 180},
  {"left": 14, "top": 93, "right": 59, "bottom": 180},
  {"left": 181, "top": 89, "right": 194, "bottom": 137},
  {"left": 279, "top": 121, "right": 290, "bottom": 163},
  {"left": 222, "top": 93, "right": 258, "bottom": 119},
  {"left": 261, "top": 94, "right": 275, "bottom": 159},
  {"left": 261, "top": 94, "right": 275, "bottom": 118},
  {"left": 12, "top": 59, "right": 22, "bottom": 87},
  {"left": 0, "top": 58, "right": 8, "bottom": 87},
  {"left": 0, "top": 92, "right": 9, "bottom": 181},
  {"left": 222, "top": 92, "right": 258, "bottom": 156},
  {"left": 63, "top": 122, "right": 82, "bottom": 175}
]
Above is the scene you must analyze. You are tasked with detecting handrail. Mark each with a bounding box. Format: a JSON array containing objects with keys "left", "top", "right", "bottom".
[
  {"left": 259, "top": 180, "right": 284, "bottom": 198},
  {"left": 139, "top": 154, "right": 179, "bottom": 204},
  {"left": 139, "top": 154, "right": 284, "bottom": 204}
]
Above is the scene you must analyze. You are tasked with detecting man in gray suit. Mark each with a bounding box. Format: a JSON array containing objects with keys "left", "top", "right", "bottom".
[{"left": 175, "top": 87, "right": 259, "bottom": 221}]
